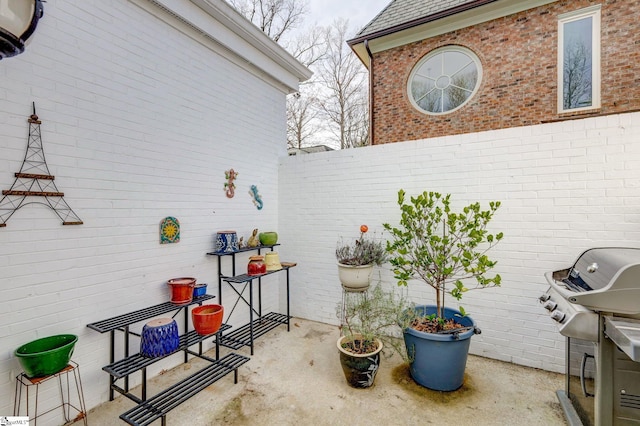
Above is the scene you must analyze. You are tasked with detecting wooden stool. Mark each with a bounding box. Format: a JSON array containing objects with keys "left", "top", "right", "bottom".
[{"left": 14, "top": 360, "right": 87, "bottom": 425}]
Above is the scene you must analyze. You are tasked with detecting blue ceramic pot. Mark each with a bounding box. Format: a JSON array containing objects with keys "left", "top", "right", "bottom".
[
  {"left": 193, "top": 283, "right": 207, "bottom": 298},
  {"left": 403, "top": 305, "right": 476, "bottom": 391},
  {"left": 215, "top": 231, "right": 238, "bottom": 253},
  {"left": 140, "top": 318, "right": 179, "bottom": 358}
]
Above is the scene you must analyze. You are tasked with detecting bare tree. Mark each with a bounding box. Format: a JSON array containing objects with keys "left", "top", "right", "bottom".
[
  {"left": 563, "top": 39, "right": 592, "bottom": 109},
  {"left": 287, "top": 89, "right": 322, "bottom": 148},
  {"left": 227, "top": 0, "right": 308, "bottom": 42},
  {"left": 229, "top": 3, "right": 370, "bottom": 150},
  {"left": 284, "top": 25, "right": 326, "bottom": 68},
  {"left": 317, "top": 19, "right": 369, "bottom": 149},
  {"left": 446, "top": 70, "right": 477, "bottom": 110}
]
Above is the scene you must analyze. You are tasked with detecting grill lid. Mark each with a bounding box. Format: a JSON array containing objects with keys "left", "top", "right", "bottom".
[{"left": 546, "top": 247, "right": 640, "bottom": 314}]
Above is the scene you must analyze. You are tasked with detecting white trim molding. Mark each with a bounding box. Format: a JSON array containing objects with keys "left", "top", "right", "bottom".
[
  {"left": 130, "top": 0, "right": 312, "bottom": 93},
  {"left": 557, "top": 4, "right": 601, "bottom": 114}
]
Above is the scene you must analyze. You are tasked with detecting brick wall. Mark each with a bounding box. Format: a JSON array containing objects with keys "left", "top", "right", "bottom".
[
  {"left": 279, "top": 110, "right": 640, "bottom": 374},
  {"left": 0, "top": 0, "right": 288, "bottom": 420},
  {"left": 372, "top": 0, "right": 640, "bottom": 143}
]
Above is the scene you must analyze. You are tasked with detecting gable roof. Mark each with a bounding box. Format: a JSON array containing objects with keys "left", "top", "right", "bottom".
[{"left": 347, "top": 0, "right": 557, "bottom": 67}]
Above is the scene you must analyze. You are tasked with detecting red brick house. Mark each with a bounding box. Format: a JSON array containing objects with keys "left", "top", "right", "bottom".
[{"left": 348, "top": 0, "right": 640, "bottom": 145}]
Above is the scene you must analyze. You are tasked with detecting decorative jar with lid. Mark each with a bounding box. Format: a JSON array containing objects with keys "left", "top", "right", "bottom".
[{"left": 247, "top": 255, "right": 266, "bottom": 276}]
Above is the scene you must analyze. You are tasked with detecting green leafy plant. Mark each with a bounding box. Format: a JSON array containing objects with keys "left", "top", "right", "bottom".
[
  {"left": 336, "top": 224, "right": 388, "bottom": 266},
  {"left": 383, "top": 189, "right": 503, "bottom": 327},
  {"left": 337, "top": 282, "right": 409, "bottom": 356}
]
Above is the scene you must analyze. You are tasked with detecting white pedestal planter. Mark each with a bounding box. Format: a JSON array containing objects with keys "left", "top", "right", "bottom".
[{"left": 337, "top": 263, "right": 374, "bottom": 292}]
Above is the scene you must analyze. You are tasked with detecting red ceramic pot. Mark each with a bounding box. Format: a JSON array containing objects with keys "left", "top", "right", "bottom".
[
  {"left": 167, "top": 277, "right": 196, "bottom": 304},
  {"left": 247, "top": 255, "right": 266, "bottom": 275},
  {"left": 191, "top": 304, "right": 224, "bottom": 335}
]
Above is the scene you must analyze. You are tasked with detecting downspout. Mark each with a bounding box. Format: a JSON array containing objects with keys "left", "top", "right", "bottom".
[{"left": 364, "top": 39, "right": 374, "bottom": 146}]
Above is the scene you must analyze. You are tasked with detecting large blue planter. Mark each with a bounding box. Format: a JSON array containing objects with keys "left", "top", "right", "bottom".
[{"left": 403, "top": 305, "right": 477, "bottom": 391}]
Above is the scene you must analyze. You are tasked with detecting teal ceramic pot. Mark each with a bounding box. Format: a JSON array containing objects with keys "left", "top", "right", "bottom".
[{"left": 258, "top": 231, "right": 278, "bottom": 246}]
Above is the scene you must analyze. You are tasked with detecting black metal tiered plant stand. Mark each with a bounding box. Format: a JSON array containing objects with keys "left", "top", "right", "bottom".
[
  {"left": 87, "top": 295, "right": 249, "bottom": 426},
  {"left": 207, "top": 245, "right": 294, "bottom": 355}
]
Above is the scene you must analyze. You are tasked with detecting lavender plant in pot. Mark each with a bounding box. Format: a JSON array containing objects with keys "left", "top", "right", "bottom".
[
  {"left": 384, "top": 190, "right": 503, "bottom": 391},
  {"left": 336, "top": 225, "right": 388, "bottom": 292},
  {"left": 336, "top": 283, "right": 409, "bottom": 388}
]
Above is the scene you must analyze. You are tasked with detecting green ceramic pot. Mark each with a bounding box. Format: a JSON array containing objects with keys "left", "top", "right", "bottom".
[
  {"left": 259, "top": 231, "right": 278, "bottom": 246},
  {"left": 14, "top": 334, "right": 78, "bottom": 378}
]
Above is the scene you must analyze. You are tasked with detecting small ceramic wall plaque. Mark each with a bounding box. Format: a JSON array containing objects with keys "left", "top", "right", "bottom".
[{"left": 160, "top": 216, "right": 180, "bottom": 244}]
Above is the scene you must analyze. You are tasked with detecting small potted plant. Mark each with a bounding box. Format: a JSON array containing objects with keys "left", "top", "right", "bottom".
[
  {"left": 336, "top": 225, "right": 388, "bottom": 292},
  {"left": 336, "top": 283, "right": 409, "bottom": 388},
  {"left": 384, "top": 189, "right": 503, "bottom": 391}
]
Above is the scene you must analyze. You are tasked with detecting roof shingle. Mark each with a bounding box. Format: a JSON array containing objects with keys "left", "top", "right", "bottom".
[{"left": 355, "top": 0, "right": 488, "bottom": 39}]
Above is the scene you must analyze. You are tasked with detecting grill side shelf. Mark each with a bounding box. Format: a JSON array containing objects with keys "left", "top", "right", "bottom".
[
  {"left": 604, "top": 316, "right": 640, "bottom": 362},
  {"left": 87, "top": 295, "right": 215, "bottom": 333}
]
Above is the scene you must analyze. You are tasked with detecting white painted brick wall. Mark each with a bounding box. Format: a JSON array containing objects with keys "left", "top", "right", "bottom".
[
  {"left": 279, "top": 111, "right": 640, "bottom": 376},
  {"left": 0, "top": 0, "right": 288, "bottom": 420},
  {"left": 3, "top": 0, "right": 640, "bottom": 420}
]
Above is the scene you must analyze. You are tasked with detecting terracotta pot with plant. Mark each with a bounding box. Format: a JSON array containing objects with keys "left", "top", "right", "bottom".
[
  {"left": 336, "top": 283, "right": 409, "bottom": 388},
  {"left": 336, "top": 225, "right": 388, "bottom": 292},
  {"left": 384, "top": 189, "right": 503, "bottom": 391}
]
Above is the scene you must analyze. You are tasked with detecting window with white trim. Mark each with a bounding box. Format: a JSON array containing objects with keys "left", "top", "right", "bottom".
[
  {"left": 408, "top": 46, "right": 482, "bottom": 115},
  {"left": 558, "top": 6, "right": 601, "bottom": 113}
]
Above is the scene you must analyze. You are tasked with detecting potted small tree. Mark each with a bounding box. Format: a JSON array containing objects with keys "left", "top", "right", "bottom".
[
  {"left": 336, "top": 225, "right": 388, "bottom": 292},
  {"left": 336, "top": 283, "right": 409, "bottom": 388},
  {"left": 384, "top": 189, "right": 503, "bottom": 391}
]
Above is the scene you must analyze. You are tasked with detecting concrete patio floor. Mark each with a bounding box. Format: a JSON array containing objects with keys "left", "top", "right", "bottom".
[{"left": 79, "top": 318, "right": 567, "bottom": 426}]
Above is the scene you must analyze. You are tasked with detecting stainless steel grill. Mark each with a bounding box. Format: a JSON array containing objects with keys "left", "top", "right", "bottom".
[{"left": 540, "top": 247, "right": 640, "bottom": 426}]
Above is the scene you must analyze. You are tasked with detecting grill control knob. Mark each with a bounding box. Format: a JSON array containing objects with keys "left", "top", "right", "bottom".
[
  {"left": 543, "top": 301, "right": 558, "bottom": 311},
  {"left": 539, "top": 294, "right": 551, "bottom": 302},
  {"left": 551, "top": 311, "right": 566, "bottom": 322}
]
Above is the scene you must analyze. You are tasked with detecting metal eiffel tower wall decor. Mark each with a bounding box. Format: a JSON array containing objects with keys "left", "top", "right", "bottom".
[{"left": 0, "top": 103, "right": 83, "bottom": 227}]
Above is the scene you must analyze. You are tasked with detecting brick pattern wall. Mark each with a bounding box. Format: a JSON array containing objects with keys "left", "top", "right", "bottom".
[
  {"left": 279, "top": 111, "right": 640, "bottom": 374},
  {"left": 0, "top": 0, "right": 287, "bottom": 420},
  {"left": 372, "top": 0, "right": 640, "bottom": 144}
]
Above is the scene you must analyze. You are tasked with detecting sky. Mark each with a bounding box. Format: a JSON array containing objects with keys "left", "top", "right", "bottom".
[{"left": 307, "top": 0, "right": 391, "bottom": 34}]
